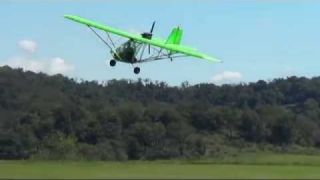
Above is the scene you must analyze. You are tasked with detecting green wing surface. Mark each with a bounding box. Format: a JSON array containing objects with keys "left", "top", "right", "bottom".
[{"left": 64, "top": 15, "right": 221, "bottom": 63}]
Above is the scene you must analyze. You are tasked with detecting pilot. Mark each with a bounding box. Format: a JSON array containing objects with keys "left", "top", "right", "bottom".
[{"left": 124, "top": 40, "right": 136, "bottom": 62}]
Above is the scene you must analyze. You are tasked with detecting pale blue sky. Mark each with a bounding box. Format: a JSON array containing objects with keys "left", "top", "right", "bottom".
[{"left": 0, "top": 0, "right": 319, "bottom": 85}]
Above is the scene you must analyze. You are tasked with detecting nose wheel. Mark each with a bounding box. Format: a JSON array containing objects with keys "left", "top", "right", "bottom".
[
  {"left": 134, "top": 67, "right": 140, "bottom": 74},
  {"left": 110, "top": 59, "right": 116, "bottom": 67}
]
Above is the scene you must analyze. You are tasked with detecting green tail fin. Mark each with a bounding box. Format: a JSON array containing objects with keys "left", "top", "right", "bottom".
[{"left": 166, "top": 27, "right": 183, "bottom": 45}]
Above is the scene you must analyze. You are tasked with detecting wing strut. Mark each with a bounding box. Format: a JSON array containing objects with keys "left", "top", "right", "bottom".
[
  {"left": 106, "top": 32, "right": 116, "bottom": 49},
  {"left": 88, "top": 26, "right": 120, "bottom": 59}
]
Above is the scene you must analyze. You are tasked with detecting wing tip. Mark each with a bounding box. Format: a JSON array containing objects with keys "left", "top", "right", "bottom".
[
  {"left": 64, "top": 14, "right": 72, "bottom": 18},
  {"left": 204, "top": 55, "right": 223, "bottom": 63},
  {"left": 64, "top": 14, "right": 80, "bottom": 21},
  {"left": 212, "top": 58, "right": 223, "bottom": 63}
]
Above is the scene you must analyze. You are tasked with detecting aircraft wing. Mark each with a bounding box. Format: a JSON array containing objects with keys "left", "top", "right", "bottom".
[{"left": 64, "top": 15, "right": 222, "bottom": 63}]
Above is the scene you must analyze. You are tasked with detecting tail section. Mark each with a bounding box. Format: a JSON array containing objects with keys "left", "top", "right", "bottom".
[{"left": 166, "top": 27, "right": 183, "bottom": 45}]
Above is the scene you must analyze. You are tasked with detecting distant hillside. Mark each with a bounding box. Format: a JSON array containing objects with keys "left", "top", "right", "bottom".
[{"left": 0, "top": 66, "right": 320, "bottom": 160}]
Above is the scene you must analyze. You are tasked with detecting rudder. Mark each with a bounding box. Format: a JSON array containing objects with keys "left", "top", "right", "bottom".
[{"left": 166, "top": 27, "right": 183, "bottom": 45}]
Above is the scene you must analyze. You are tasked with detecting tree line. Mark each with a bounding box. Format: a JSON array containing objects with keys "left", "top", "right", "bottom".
[{"left": 0, "top": 66, "right": 320, "bottom": 160}]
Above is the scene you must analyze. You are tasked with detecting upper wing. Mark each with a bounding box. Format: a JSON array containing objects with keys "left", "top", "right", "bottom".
[{"left": 64, "top": 15, "right": 222, "bottom": 63}]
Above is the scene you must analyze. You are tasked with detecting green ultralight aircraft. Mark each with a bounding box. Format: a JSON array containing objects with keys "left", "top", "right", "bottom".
[{"left": 64, "top": 15, "right": 221, "bottom": 74}]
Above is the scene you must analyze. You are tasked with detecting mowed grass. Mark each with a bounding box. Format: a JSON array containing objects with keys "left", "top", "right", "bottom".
[
  {"left": 191, "top": 152, "right": 320, "bottom": 166},
  {"left": 1, "top": 153, "right": 320, "bottom": 179}
]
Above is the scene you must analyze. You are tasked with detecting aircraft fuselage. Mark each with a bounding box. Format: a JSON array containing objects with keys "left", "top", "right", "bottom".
[{"left": 113, "top": 40, "right": 138, "bottom": 63}]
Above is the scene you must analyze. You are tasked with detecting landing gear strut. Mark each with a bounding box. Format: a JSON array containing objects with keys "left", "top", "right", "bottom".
[
  {"left": 110, "top": 59, "right": 116, "bottom": 67},
  {"left": 134, "top": 67, "right": 140, "bottom": 74}
]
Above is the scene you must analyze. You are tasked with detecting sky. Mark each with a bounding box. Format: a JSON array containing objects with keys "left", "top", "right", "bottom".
[{"left": 0, "top": 0, "right": 320, "bottom": 86}]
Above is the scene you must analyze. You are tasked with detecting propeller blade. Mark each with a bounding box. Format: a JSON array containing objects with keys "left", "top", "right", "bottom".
[{"left": 150, "top": 21, "right": 155, "bottom": 33}]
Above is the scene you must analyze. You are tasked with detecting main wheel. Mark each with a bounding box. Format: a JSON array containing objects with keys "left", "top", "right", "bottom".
[
  {"left": 134, "top": 67, "right": 140, "bottom": 74},
  {"left": 110, "top": 59, "right": 116, "bottom": 67}
]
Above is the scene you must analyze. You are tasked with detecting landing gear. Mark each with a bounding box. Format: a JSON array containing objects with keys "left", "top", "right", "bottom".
[
  {"left": 134, "top": 67, "right": 140, "bottom": 74},
  {"left": 110, "top": 59, "right": 116, "bottom": 67}
]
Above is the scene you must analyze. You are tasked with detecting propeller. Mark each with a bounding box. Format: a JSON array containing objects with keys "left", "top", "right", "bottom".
[
  {"left": 141, "top": 21, "right": 156, "bottom": 54},
  {"left": 150, "top": 21, "right": 155, "bottom": 34}
]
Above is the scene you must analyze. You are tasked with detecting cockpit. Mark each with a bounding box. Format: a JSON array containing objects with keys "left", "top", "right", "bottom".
[{"left": 114, "top": 40, "right": 137, "bottom": 62}]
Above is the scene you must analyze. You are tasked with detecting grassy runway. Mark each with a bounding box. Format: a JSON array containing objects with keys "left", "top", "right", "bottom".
[{"left": 1, "top": 153, "right": 320, "bottom": 179}]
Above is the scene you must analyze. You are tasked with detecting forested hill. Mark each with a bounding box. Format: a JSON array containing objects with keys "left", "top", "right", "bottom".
[{"left": 1, "top": 66, "right": 320, "bottom": 160}]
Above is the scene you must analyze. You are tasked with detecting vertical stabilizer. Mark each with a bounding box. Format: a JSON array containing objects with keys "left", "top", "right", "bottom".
[{"left": 166, "top": 27, "right": 183, "bottom": 45}]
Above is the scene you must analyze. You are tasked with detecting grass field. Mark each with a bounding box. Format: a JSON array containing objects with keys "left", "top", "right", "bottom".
[{"left": 1, "top": 153, "right": 320, "bottom": 179}]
